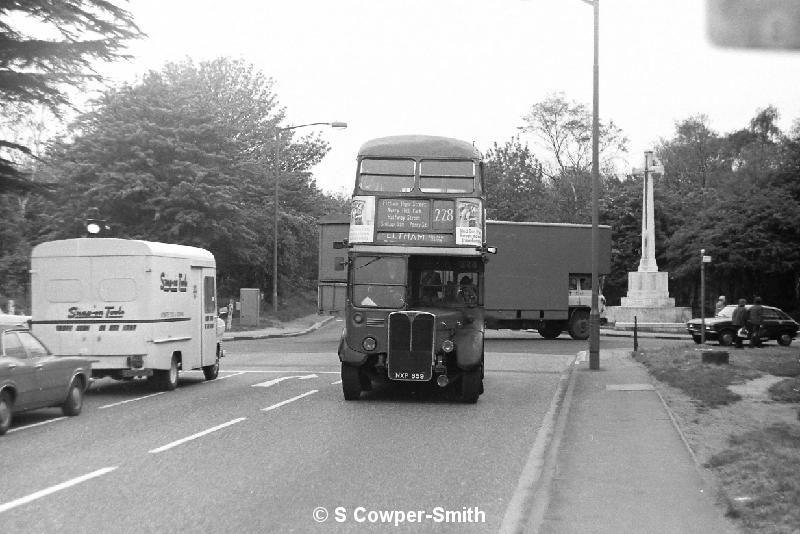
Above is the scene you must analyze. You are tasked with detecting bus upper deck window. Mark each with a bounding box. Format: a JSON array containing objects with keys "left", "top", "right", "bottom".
[
  {"left": 419, "top": 160, "right": 475, "bottom": 193},
  {"left": 359, "top": 158, "right": 415, "bottom": 192}
]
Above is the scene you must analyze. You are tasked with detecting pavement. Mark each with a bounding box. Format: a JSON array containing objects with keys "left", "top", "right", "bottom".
[
  {"left": 516, "top": 347, "right": 740, "bottom": 534},
  {"left": 225, "top": 318, "right": 736, "bottom": 533},
  {"left": 221, "top": 314, "right": 338, "bottom": 341}
]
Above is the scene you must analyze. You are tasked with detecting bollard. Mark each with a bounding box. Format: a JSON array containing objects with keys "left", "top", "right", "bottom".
[{"left": 633, "top": 315, "right": 638, "bottom": 352}]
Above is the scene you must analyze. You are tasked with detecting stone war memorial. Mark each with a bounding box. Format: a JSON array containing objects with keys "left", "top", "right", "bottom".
[{"left": 606, "top": 151, "right": 691, "bottom": 331}]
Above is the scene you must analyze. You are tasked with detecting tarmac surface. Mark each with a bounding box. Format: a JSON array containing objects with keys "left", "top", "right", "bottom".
[{"left": 224, "top": 318, "right": 738, "bottom": 533}]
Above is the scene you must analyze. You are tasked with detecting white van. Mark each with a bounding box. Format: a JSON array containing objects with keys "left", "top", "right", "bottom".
[{"left": 30, "top": 238, "right": 224, "bottom": 390}]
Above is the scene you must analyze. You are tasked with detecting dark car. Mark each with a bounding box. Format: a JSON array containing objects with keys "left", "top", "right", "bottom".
[
  {"left": 0, "top": 327, "right": 93, "bottom": 435},
  {"left": 686, "top": 304, "right": 799, "bottom": 346}
]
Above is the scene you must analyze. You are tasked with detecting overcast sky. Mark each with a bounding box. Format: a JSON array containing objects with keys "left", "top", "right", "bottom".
[{"left": 100, "top": 0, "right": 800, "bottom": 194}]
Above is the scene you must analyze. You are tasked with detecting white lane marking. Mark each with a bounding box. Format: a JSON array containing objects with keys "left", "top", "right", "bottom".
[
  {"left": 98, "top": 392, "right": 165, "bottom": 409},
  {"left": 7, "top": 417, "right": 67, "bottom": 433},
  {"left": 222, "top": 370, "right": 339, "bottom": 374},
  {"left": 148, "top": 418, "right": 247, "bottom": 454},
  {"left": 330, "top": 380, "right": 342, "bottom": 385},
  {"left": 0, "top": 467, "right": 117, "bottom": 514},
  {"left": 251, "top": 374, "right": 318, "bottom": 388},
  {"left": 262, "top": 390, "right": 318, "bottom": 412},
  {"left": 215, "top": 371, "right": 246, "bottom": 380},
  {"left": 198, "top": 371, "right": 247, "bottom": 384}
]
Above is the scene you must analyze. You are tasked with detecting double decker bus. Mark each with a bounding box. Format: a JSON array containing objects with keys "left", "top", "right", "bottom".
[{"left": 338, "top": 135, "right": 490, "bottom": 402}]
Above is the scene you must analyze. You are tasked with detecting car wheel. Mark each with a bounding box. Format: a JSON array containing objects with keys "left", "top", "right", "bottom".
[
  {"left": 778, "top": 333, "right": 793, "bottom": 346},
  {"left": 0, "top": 391, "right": 13, "bottom": 435},
  {"left": 718, "top": 330, "right": 734, "bottom": 346},
  {"left": 61, "top": 377, "right": 84, "bottom": 416},
  {"left": 692, "top": 335, "right": 702, "bottom": 344}
]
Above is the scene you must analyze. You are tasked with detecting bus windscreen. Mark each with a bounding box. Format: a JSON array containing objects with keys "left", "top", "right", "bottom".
[
  {"left": 419, "top": 160, "right": 475, "bottom": 193},
  {"left": 359, "top": 158, "right": 415, "bottom": 192}
]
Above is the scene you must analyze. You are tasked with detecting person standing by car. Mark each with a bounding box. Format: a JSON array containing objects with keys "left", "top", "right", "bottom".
[
  {"left": 731, "top": 298, "right": 747, "bottom": 348},
  {"left": 715, "top": 295, "right": 727, "bottom": 315},
  {"left": 747, "top": 297, "right": 764, "bottom": 347}
]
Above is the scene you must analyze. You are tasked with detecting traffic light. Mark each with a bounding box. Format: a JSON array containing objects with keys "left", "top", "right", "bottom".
[{"left": 707, "top": 0, "right": 800, "bottom": 50}]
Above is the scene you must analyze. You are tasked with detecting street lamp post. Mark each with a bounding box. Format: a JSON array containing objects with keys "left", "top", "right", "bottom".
[
  {"left": 580, "top": 0, "right": 601, "bottom": 370},
  {"left": 272, "top": 121, "right": 347, "bottom": 314}
]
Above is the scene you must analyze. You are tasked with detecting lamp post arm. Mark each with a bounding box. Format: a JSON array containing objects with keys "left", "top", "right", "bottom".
[{"left": 271, "top": 120, "right": 347, "bottom": 315}]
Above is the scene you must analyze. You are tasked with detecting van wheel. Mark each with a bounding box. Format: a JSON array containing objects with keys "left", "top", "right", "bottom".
[
  {"left": 202, "top": 359, "right": 219, "bottom": 380},
  {"left": 61, "top": 378, "right": 84, "bottom": 416},
  {"left": 152, "top": 356, "right": 179, "bottom": 391},
  {"left": 461, "top": 368, "right": 482, "bottom": 404},
  {"left": 0, "top": 391, "right": 13, "bottom": 435},
  {"left": 341, "top": 364, "right": 362, "bottom": 401}
]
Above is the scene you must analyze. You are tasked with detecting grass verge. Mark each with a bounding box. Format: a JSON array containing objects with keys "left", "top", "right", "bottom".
[{"left": 635, "top": 343, "right": 800, "bottom": 533}]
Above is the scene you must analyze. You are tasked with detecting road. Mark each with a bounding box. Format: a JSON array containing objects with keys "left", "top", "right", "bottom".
[{"left": 0, "top": 319, "right": 677, "bottom": 533}]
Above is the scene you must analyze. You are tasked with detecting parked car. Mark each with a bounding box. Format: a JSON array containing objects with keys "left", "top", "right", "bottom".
[
  {"left": 686, "top": 304, "right": 799, "bottom": 346},
  {"left": 0, "top": 327, "right": 93, "bottom": 435},
  {"left": 0, "top": 313, "right": 31, "bottom": 329}
]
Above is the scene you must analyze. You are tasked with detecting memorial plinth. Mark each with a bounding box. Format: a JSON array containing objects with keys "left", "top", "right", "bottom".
[{"left": 605, "top": 151, "right": 692, "bottom": 327}]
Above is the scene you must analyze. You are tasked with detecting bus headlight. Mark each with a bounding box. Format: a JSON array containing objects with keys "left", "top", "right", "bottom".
[
  {"left": 362, "top": 337, "right": 377, "bottom": 351},
  {"left": 441, "top": 339, "right": 455, "bottom": 353},
  {"left": 353, "top": 312, "right": 364, "bottom": 324}
]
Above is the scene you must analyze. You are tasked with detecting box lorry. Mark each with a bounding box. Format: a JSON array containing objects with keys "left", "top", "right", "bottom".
[
  {"left": 318, "top": 218, "right": 611, "bottom": 340},
  {"left": 30, "top": 238, "right": 224, "bottom": 390}
]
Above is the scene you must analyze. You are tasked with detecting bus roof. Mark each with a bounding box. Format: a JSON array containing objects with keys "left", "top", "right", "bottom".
[{"left": 358, "top": 135, "right": 482, "bottom": 160}]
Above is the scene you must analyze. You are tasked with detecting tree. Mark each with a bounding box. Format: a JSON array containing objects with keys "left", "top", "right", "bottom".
[
  {"left": 0, "top": 0, "right": 143, "bottom": 193},
  {"left": 657, "top": 115, "right": 725, "bottom": 190},
  {"left": 520, "top": 93, "right": 627, "bottom": 178},
  {"left": 37, "top": 57, "right": 333, "bottom": 300},
  {"left": 598, "top": 176, "right": 642, "bottom": 304},
  {"left": 483, "top": 138, "right": 545, "bottom": 221},
  {"left": 520, "top": 93, "right": 627, "bottom": 223}
]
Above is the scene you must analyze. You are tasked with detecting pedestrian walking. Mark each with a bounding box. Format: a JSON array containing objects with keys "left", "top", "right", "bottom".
[
  {"left": 731, "top": 298, "right": 747, "bottom": 348},
  {"left": 747, "top": 297, "right": 764, "bottom": 347}
]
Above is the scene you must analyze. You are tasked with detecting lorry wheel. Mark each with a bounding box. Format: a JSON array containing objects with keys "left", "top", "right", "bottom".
[
  {"left": 202, "top": 359, "right": 219, "bottom": 381},
  {"left": 461, "top": 368, "right": 482, "bottom": 404},
  {"left": 61, "top": 378, "right": 84, "bottom": 416},
  {"left": 0, "top": 391, "right": 12, "bottom": 435},
  {"left": 341, "top": 364, "right": 362, "bottom": 401},
  {"left": 568, "top": 310, "right": 590, "bottom": 340},
  {"left": 538, "top": 323, "right": 561, "bottom": 339}
]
